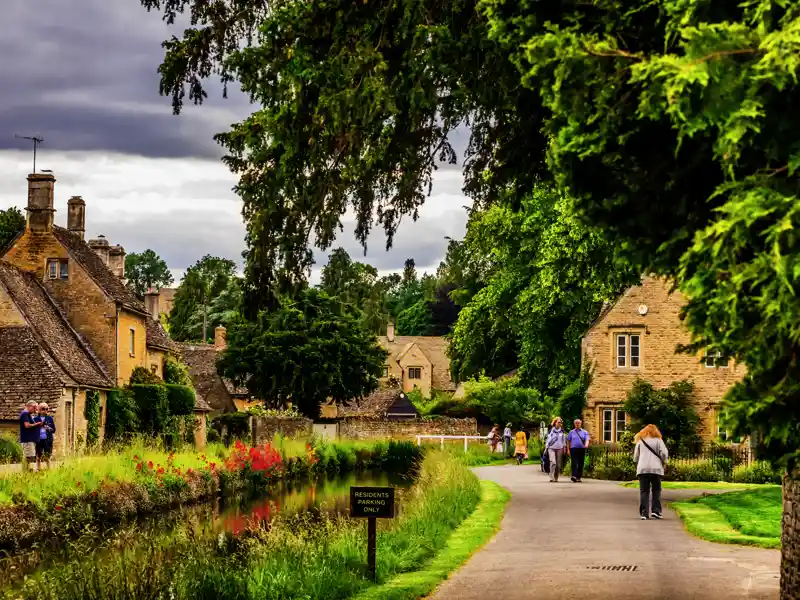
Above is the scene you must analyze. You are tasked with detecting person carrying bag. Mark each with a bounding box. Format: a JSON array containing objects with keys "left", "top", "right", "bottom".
[{"left": 633, "top": 424, "right": 669, "bottom": 520}]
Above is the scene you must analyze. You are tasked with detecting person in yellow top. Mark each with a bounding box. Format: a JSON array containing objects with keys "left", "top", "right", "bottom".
[{"left": 513, "top": 429, "right": 528, "bottom": 465}]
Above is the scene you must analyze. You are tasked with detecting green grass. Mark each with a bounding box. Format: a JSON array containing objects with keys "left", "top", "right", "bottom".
[
  {"left": 440, "top": 444, "right": 540, "bottom": 467},
  {"left": 0, "top": 440, "right": 232, "bottom": 506},
  {"left": 351, "top": 480, "right": 510, "bottom": 600},
  {"left": 672, "top": 487, "right": 782, "bottom": 549},
  {"left": 620, "top": 480, "right": 779, "bottom": 490}
]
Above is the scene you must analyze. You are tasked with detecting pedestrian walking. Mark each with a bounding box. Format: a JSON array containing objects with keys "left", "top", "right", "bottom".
[
  {"left": 541, "top": 424, "right": 551, "bottom": 473},
  {"left": 19, "top": 401, "right": 43, "bottom": 472},
  {"left": 513, "top": 429, "right": 528, "bottom": 465},
  {"left": 566, "top": 419, "right": 590, "bottom": 482},
  {"left": 487, "top": 425, "right": 501, "bottom": 453},
  {"left": 633, "top": 424, "right": 669, "bottom": 520},
  {"left": 503, "top": 423, "right": 513, "bottom": 457},
  {"left": 544, "top": 417, "right": 566, "bottom": 482}
]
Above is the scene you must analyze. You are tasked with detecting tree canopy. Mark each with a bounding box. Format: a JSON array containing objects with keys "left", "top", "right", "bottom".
[
  {"left": 125, "top": 249, "right": 174, "bottom": 297},
  {"left": 216, "top": 288, "right": 387, "bottom": 418},
  {"left": 0, "top": 207, "right": 24, "bottom": 251}
]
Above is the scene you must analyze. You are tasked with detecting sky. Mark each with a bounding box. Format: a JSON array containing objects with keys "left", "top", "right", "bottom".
[{"left": 0, "top": 0, "right": 470, "bottom": 285}]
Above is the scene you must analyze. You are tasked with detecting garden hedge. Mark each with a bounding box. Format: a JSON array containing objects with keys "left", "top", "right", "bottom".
[{"left": 165, "top": 384, "right": 195, "bottom": 416}]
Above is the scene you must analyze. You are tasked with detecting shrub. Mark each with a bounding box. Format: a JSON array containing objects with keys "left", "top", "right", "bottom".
[
  {"left": 555, "top": 362, "right": 592, "bottom": 426},
  {"left": 591, "top": 452, "right": 636, "bottom": 480},
  {"left": 130, "top": 384, "right": 170, "bottom": 435},
  {"left": 105, "top": 389, "right": 139, "bottom": 442},
  {"left": 732, "top": 461, "right": 782, "bottom": 484},
  {"left": 207, "top": 428, "right": 221, "bottom": 444},
  {"left": 84, "top": 390, "right": 101, "bottom": 448},
  {"left": 665, "top": 459, "right": 724, "bottom": 482},
  {"left": 129, "top": 366, "right": 162, "bottom": 385},
  {"left": 623, "top": 379, "right": 701, "bottom": 452},
  {"left": 163, "top": 357, "right": 193, "bottom": 386},
  {"left": 210, "top": 412, "right": 251, "bottom": 445},
  {"left": 0, "top": 435, "right": 21, "bottom": 464},
  {"left": 165, "top": 384, "right": 195, "bottom": 416}
]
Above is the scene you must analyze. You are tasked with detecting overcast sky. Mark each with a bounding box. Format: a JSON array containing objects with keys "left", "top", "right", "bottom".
[{"left": 0, "top": 0, "right": 470, "bottom": 284}]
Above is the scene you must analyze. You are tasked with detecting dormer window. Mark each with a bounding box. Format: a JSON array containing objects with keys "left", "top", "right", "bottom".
[{"left": 47, "top": 259, "right": 68, "bottom": 280}]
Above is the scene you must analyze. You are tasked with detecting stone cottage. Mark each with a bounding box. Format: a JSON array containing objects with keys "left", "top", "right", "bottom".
[
  {"left": 378, "top": 323, "right": 456, "bottom": 397},
  {"left": 581, "top": 276, "right": 744, "bottom": 444},
  {"left": 0, "top": 172, "right": 177, "bottom": 453}
]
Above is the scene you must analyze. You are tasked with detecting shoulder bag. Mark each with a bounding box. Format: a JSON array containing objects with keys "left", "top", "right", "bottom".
[{"left": 640, "top": 439, "right": 664, "bottom": 467}]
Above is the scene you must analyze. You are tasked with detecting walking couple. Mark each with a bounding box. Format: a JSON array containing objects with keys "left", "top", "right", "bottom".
[{"left": 543, "top": 417, "right": 589, "bottom": 483}]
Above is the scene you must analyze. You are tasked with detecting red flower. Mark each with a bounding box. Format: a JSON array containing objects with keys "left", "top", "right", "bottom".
[
  {"left": 136, "top": 463, "right": 143, "bottom": 472},
  {"left": 75, "top": 481, "right": 82, "bottom": 488},
  {"left": 147, "top": 461, "right": 153, "bottom": 469},
  {"left": 55, "top": 505, "right": 62, "bottom": 511}
]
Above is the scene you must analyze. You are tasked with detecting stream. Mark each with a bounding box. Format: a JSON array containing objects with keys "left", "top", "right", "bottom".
[{"left": 0, "top": 470, "right": 412, "bottom": 589}]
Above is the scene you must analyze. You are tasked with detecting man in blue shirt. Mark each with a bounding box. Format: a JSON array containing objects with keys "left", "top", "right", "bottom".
[
  {"left": 19, "top": 401, "right": 43, "bottom": 472},
  {"left": 566, "top": 419, "right": 590, "bottom": 482}
]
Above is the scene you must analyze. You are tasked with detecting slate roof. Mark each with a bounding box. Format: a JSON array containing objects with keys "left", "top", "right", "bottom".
[
  {"left": 145, "top": 318, "right": 177, "bottom": 352},
  {"left": 339, "top": 388, "right": 404, "bottom": 418},
  {"left": 178, "top": 343, "right": 248, "bottom": 413},
  {"left": 377, "top": 335, "right": 456, "bottom": 390},
  {"left": 52, "top": 226, "right": 147, "bottom": 314},
  {"left": 0, "top": 262, "right": 113, "bottom": 419}
]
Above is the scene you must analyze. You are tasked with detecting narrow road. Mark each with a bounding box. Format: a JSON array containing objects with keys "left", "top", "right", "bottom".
[{"left": 432, "top": 465, "right": 780, "bottom": 600}]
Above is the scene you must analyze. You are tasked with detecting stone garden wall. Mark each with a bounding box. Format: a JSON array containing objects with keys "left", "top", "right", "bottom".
[
  {"left": 251, "top": 416, "right": 313, "bottom": 445},
  {"left": 338, "top": 417, "right": 477, "bottom": 441},
  {"left": 782, "top": 472, "right": 800, "bottom": 596}
]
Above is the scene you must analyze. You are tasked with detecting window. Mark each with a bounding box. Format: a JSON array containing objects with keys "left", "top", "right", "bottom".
[
  {"left": 47, "top": 259, "right": 68, "bottom": 280},
  {"left": 616, "top": 410, "right": 627, "bottom": 442},
  {"left": 704, "top": 351, "right": 729, "bottom": 368},
  {"left": 151, "top": 364, "right": 158, "bottom": 374},
  {"left": 602, "top": 407, "right": 627, "bottom": 444},
  {"left": 129, "top": 328, "right": 135, "bottom": 356},
  {"left": 382, "top": 366, "right": 389, "bottom": 378},
  {"left": 407, "top": 367, "right": 422, "bottom": 380},
  {"left": 616, "top": 334, "right": 641, "bottom": 368}
]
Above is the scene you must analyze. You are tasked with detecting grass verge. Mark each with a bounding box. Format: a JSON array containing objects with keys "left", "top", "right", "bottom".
[
  {"left": 351, "top": 479, "right": 510, "bottom": 600},
  {"left": 620, "top": 481, "right": 780, "bottom": 490},
  {"left": 671, "top": 487, "right": 781, "bottom": 549}
]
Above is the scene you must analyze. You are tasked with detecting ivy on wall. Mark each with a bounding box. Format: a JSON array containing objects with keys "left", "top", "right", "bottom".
[{"left": 84, "top": 390, "right": 101, "bottom": 448}]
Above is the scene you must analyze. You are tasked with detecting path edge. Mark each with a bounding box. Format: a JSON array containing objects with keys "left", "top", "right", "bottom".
[
  {"left": 671, "top": 497, "right": 780, "bottom": 549},
  {"left": 351, "top": 479, "right": 511, "bottom": 600}
]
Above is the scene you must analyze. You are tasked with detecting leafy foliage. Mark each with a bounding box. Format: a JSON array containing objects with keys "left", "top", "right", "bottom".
[
  {"left": 165, "top": 384, "right": 196, "bottom": 416},
  {"left": 169, "top": 255, "right": 239, "bottom": 342},
  {"left": 0, "top": 207, "right": 24, "bottom": 251},
  {"left": 556, "top": 362, "right": 593, "bottom": 428},
  {"left": 217, "top": 288, "right": 388, "bottom": 418},
  {"left": 124, "top": 250, "right": 174, "bottom": 297},
  {"left": 449, "top": 186, "right": 637, "bottom": 394},
  {"left": 396, "top": 300, "right": 433, "bottom": 336},
  {"left": 84, "top": 390, "right": 101, "bottom": 448},
  {"left": 623, "top": 379, "right": 701, "bottom": 453},
  {"left": 129, "top": 366, "right": 162, "bottom": 386},
  {"left": 104, "top": 389, "right": 139, "bottom": 443},
  {"left": 130, "top": 384, "right": 171, "bottom": 436},
  {"left": 163, "top": 356, "right": 193, "bottom": 387}
]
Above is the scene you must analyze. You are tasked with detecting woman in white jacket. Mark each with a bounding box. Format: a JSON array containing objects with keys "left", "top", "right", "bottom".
[{"left": 633, "top": 424, "right": 669, "bottom": 520}]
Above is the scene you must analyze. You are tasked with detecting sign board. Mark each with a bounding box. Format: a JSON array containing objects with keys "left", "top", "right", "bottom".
[{"left": 350, "top": 486, "right": 395, "bottom": 519}]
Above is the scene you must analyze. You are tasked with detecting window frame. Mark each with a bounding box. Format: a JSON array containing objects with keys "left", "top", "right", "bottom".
[
  {"left": 602, "top": 409, "right": 613, "bottom": 444},
  {"left": 382, "top": 366, "right": 389, "bottom": 378},
  {"left": 615, "top": 333, "right": 641, "bottom": 369},
  {"left": 601, "top": 407, "right": 627, "bottom": 444},
  {"left": 407, "top": 367, "right": 422, "bottom": 380},
  {"left": 129, "top": 328, "right": 136, "bottom": 357},
  {"left": 704, "top": 351, "right": 729, "bottom": 369},
  {"left": 47, "top": 258, "right": 69, "bottom": 280},
  {"left": 615, "top": 410, "right": 627, "bottom": 442}
]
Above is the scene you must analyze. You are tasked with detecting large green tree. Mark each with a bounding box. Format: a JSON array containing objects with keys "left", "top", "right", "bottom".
[
  {"left": 449, "top": 185, "right": 637, "bottom": 396},
  {"left": 217, "top": 288, "right": 387, "bottom": 418},
  {"left": 140, "top": 1, "right": 800, "bottom": 592},
  {"left": 125, "top": 249, "right": 174, "bottom": 297},
  {"left": 0, "top": 207, "right": 24, "bottom": 250},
  {"left": 169, "top": 255, "right": 238, "bottom": 342}
]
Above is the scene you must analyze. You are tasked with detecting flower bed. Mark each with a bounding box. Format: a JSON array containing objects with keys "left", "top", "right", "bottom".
[{"left": 0, "top": 439, "right": 419, "bottom": 553}]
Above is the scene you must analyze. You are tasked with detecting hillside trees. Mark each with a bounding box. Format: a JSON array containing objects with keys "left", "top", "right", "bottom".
[{"left": 125, "top": 249, "right": 173, "bottom": 297}]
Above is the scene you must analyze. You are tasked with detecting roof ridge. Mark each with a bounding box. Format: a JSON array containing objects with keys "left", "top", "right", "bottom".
[{"left": 0, "top": 263, "right": 112, "bottom": 387}]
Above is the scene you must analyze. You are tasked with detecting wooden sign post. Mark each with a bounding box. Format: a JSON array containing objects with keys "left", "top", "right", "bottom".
[{"left": 350, "top": 486, "right": 395, "bottom": 581}]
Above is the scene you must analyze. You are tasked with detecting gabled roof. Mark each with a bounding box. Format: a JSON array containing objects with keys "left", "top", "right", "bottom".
[
  {"left": 178, "top": 343, "right": 247, "bottom": 411},
  {"left": 339, "top": 387, "right": 418, "bottom": 418},
  {"left": 52, "top": 226, "right": 147, "bottom": 315},
  {"left": 145, "top": 318, "right": 176, "bottom": 352},
  {"left": 0, "top": 262, "right": 112, "bottom": 390},
  {"left": 377, "top": 335, "right": 456, "bottom": 391}
]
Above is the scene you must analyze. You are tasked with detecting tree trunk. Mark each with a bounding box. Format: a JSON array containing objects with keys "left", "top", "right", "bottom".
[
  {"left": 202, "top": 303, "right": 208, "bottom": 343},
  {"left": 782, "top": 469, "right": 800, "bottom": 599}
]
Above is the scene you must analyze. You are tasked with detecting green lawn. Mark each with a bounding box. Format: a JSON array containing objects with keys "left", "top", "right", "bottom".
[
  {"left": 672, "top": 487, "right": 782, "bottom": 549},
  {"left": 620, "top": 481, "right": 780, "bottom": 490}
]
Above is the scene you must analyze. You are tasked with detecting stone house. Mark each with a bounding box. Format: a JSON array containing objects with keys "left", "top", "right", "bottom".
[
  {"left": 179, "top": 326, "right": 259, "bottom": 413},
  {"left": 0, "top": 172, "right": 177, "bottom": 453},
  {"left": 581, "top": 276, "right": 744, "bottom": 445},
  {"left": 377, "top": 323, "right": 456, "bottom": 397}
]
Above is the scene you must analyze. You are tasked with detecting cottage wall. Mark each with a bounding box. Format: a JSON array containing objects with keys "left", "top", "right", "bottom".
[
  {"left": 582, "top": 277, "right": 744, "bottom": 443},
  {"left": 147, "top": 349, "right": 166, "bottom": 379},
  {"left": 0, "top": 286, "right": 25, "bottom": 325},
  {"left": 117, "top": 310, "right": 148, "bottom": 386},
  {"left": 338, "top": 417, "right": 477, "bottom": 441}
]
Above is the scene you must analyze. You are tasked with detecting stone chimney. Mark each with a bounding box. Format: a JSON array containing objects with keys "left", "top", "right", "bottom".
[
  {"left": 26, "top": 173, "right": 56, "bottom": 233},
  {"left": 386, "top": 321, "right": 395, "bottom": 342},
  {"left": 88, "top": 235, "right": 110, "bottom": 265},
  {"left": 214, "top": 326, "right": 227, "bottom": 350},
  {"left": 109, "top": 245, "right": 125, "bottom": 279},
  {"left": 67, "top": 196, "right": 85, "bottom": 240},
  {"left": 144, "top": 288, "right": 160, "bottom": 321}
]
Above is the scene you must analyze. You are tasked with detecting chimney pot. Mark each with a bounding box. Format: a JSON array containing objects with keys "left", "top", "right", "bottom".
[
  {"left": 67, "top": 196, "right": 86, "bottom": 240},
  {"left": 88, "top": 235, "right": 110, "bottom": 265},
  {"left": 109, "top": 244, "right": 125, "bottom": 279},
  {"left": 144, "top": 288, "right": 160, "bottom": 321},
  {"left": 214, "top": 326, "right": 227, "bottom": 350},
  {"left": 26, "top": 173, "right": 56, "bottom": 233},
  {"left": 386, "top": 321, "right": 395, "bottom": 342}
]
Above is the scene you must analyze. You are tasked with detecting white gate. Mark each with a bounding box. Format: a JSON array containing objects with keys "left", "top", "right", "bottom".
[{"left": 313, "top": 423, "right": 339, "bottom": 440}]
